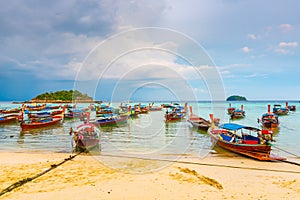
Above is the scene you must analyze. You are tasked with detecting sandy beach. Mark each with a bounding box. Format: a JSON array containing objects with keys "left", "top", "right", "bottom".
[{"left": 0, "top": 152, "right": 299, "bottom": 200}]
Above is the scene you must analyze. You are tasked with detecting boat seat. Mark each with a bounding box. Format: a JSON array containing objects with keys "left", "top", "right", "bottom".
[
  {"left": 220, "top": 134, "right": 232, "bottom": 142},
  {"left": 242, "top": 140, "right": 259, "bottom": 144}
]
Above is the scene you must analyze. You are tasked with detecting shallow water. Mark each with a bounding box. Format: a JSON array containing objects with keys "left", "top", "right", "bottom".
[{"left": 0, "top": 101, "right": 299, "bottom": 160}]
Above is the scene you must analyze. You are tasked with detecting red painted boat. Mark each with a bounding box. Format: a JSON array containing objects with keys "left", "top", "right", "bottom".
[
  {"left": 20, "top": 117, "right": 63, "bottom": 130},
  {"left": 208, "top": 122, "right": 286, "bottom": 161},
  {"left": 27, "top": 107, "right": 65, "bottom": 119},
  {"left": 165, "top": 103, "right": 187, "bottom": 122},
  {"left": 0, "top": 108, "right": 20, "bottom": 114},
  {"left": 260, "top": 105, "right": 279, "bottom": 128},
  {"left": 227, "top": 103, "right": 235, "bottom": 115},
  {"left": 230, "top": 105, "right": 245, "bottom": 119},
  {"left": 149, "top": 102, "right": 162, "bottom": 111},
  {"left": 94, "top": 114, "right": 128, "bottom": 126},
  {"left": 70, "top": 113, "right": 100, "bottom": 152},
  {"left": 24, "top": 104, "right": 46, "bottom": 111},
  {"left": 0, "top": 115, "right": 19, "bottom": 124},
  {"left": 273, "top": 104, "right": 289, "bottom": 115},
  {"left": 134, "top": 103, "right": 149, "bottom": 114}
]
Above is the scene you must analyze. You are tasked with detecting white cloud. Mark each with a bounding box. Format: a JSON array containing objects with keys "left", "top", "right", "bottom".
[
  {"left": 244, "top": 73, "right": 267, "bottom": 78},
  {"left": 278, "top": 41, "right": 298, "bottom": 48},
  {"left": 278, "top": 24, "right": 294, "bottom": 33},
  {"left": 241, "top": 46, "right": 251, "bottom": 53},
  {"left": 273, "top": 41, "right": 298, "bottom": 55},
  {"left": 274, "top": 48, "right": 291, "bottom": 55},
  {"left": 247, "top": 34, "right": 257, "bottom": 40}
]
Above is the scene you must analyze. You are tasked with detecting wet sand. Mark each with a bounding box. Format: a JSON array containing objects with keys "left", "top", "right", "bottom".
[{"left": 0, "top": 152, "right": 299, "bottom": 200}]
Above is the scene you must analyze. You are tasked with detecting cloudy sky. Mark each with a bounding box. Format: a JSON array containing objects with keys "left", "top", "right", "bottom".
[{"left": 0, "top": 0, "right": 299, "bottom": 101}]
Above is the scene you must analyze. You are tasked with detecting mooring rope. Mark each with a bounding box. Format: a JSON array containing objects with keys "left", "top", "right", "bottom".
[
  {"left": 1, "top": 150, "right": 299, "bottom": 197},
  {"left": 0, "top": 152, "right": 82, "bottom": 197},
  {"left": 271, "top": 144, "right": 300, "bottom": 159},
  {"left": 98, "top": 153, "right": 300, "bottom": 174}
]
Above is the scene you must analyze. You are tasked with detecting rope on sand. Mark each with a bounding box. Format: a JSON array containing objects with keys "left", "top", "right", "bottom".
[
  {"left": 0, "top": 152, "right": 82, "bottom": 197},
  {"left": 98, "top": 153, "right": 300, "bottom": 174}
]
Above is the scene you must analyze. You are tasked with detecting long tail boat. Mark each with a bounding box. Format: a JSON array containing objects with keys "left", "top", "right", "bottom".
[
  {"left": 230, "top": 105, "right": 245, "bottom": 119},
  {"left": 187, "top": 106, "right": 212, "bottom": 131},
  {"left": 208, "top": 119, "right": 285, "bottom": 161},
  {"left": 20, "top": 108, "right": 65, "bottom": 130},
  {"left": 0, "top": 114, "right": 19, "bottom": 124},
  {"left": 165, "top": 111, "right": 185, "bottom": 122},
  {"left": 28, "top": 107, "right": 65, "bottom": 119},
  {"left": 260, "top": 105, "right": 279, "bottom": 128},
  {"left": 165, "top": 102, "right": 187, "bottom": 122},
  {"left": 0, "top": 108, "right": 20, "bottom": 114},
  {"left": 287, "top": 102, "right": 296, "bottom": 111},
  {"left": 24, "top": 104, "right": 47, "bottom": 111},
  {"left": 273, "top": 104, "right": 289, "bottom": 115},
  {"left": 70, "top": 112, "right": 100, "bottom": 152},
  {"left": 227, "top": 103, "right": 235, "bottom": 115},
  {"left": 149, "top": 102, "right": 162, "bottom": 111},
  {"left": 93, "top": 114, "right": 128, "bottom": 127},
  {"left": 20, "top": 117, "right": 63, "bottom": 130}
]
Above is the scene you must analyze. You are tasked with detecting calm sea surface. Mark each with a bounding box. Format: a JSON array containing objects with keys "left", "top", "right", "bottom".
[{"left": 0, "top": 101, "right": 299, "bottom": 160}]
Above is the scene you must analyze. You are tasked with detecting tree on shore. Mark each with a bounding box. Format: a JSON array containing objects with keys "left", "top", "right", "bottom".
[{"left": 33, "top": 90, "right": 93, "bottom": 101}]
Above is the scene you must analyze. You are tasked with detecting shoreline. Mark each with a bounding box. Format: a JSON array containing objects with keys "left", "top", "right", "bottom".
[{"left": 1, "top": 151, "right": 299, "bottom": 199}]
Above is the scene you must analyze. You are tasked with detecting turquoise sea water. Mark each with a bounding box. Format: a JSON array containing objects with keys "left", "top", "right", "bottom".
[{"left": 0, "top": 101, "right": 299, "bottom": 160}]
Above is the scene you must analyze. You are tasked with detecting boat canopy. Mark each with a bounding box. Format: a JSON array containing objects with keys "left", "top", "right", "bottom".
[
  {"left": 219, "top": 123, "right": 245, "bottom": 130},
  {"left": 219, "top": 123, "right": 261, "bottom": 132},
  {"left": 262, "top": 113, "right": 278, "bottom": 117}
]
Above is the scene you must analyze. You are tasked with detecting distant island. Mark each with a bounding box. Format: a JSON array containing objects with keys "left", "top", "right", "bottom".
[
  {"left": 27, "top": 90, "right": 97, "bottom": 103},
  {"left": 226, "top": 95, "right": 247, "bottom": 101}
]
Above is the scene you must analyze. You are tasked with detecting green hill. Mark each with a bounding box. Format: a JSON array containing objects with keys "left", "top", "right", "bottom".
[
  {"left": 31, "top": 90, "right": 93, "bottom": 102},
  {"left": 226, "top": 95, "right": 247, "bottom": 101}
]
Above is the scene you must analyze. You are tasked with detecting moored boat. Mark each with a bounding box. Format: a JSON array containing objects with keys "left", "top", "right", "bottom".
[
  {"left": 286, "top": 102, "right": 296, "bottom": 111},
  {"left": 93, "top": 114, "right": 128, "bottom": 127},
  {"left": 24, "top": 104, "right": 47, "bottom": 111},
  {"left": 187, "top": 106, "right": 212, "bottom": 131},
  {"left": 0, "top": 108, "right": 20, "bottom": 114},
  {"left": 260, "top": 105, "right": 279, "bottom": 128},
  {"left": 149, "top": 102, "right": 162, "bottom": 111},
  {"left": 20, "top": 117, "right": 63, "bottom": 130},
  {"left": 227, "top": 103, "right": 235, "bottom": 115},
  {"left": 70, "top": 112, "right": 100, "bottom": 152},
  {"left": 20, "top": 107, "right": 65, "bottom": 130},
  {"left": 64, "top": 109, "right": 84, "bottom": 119},
  {"left": 0, "top": 114, "right": 19, "bottom": 124},
  {"left": 273, "top": 104, "right": 289, "bottom": 115},
  {"left": 165, "top": 103, "right": 187, "bottom": 122},
  {"left": 230, "top": 105, "right": 245, "bottom": 119},
  {"left": 208, "top": 122, "right": 286, "bottom": 161}
]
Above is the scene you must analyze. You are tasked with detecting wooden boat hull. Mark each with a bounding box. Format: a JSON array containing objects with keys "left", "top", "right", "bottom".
[
  {"left": 0, "top": 116, "right": 18, "bottom": 124},
  {"left": 149, "top": 107, "right": 162, "bottom": 111},
  {"left": 288, "top": 105, "right": 296, "bottom": 111},
  {"left": 95, "top": 115, "right": 128, "bottom": 126},
  {"left": 74, "top": 137, "right": 100, "bottom": 150},
  {"left": 209, "top": 128, "right": 285, "bottom": 161},
  {"left": 227, "top": 107, "right": 235, "bottom": 115},
  {"left": 188, "top": 119, "right": 210, "bottom": 131},
  {"left": 261, "top": 112, "right": 279, "bottom": 128},
  {"left": 20, "top": 118, "right": 62, "bottom": 130},
  {"left": 25, "top": 104, "right": 46, "bottom": 111},
  {"left": 72, "top": 114, "right": 101, "bottom": 152},
  {"left": 230, "top": 113, "right": 245, "bottom": 119},
  {"left": 0, "top": 108, "right": 20, "bottom": 114},
  {"left": 262, "top": 121, "right": 279, "bottom": 129},
  {"left": 165, "top": 116, "right": 184, "bottom": 122}
]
